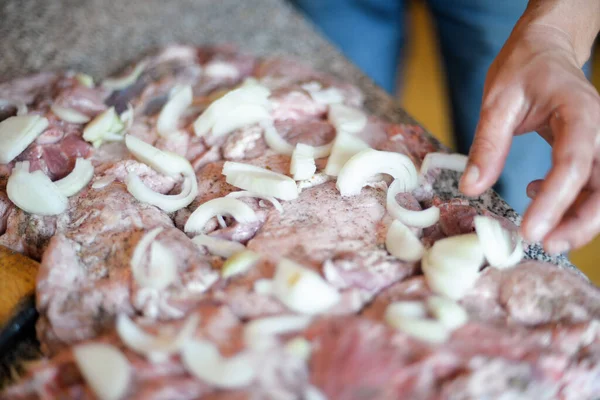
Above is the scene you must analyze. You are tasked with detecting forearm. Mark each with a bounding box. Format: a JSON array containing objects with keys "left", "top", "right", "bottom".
[{"left": 517, "top": 0, "right": 600, "bottom": 66}]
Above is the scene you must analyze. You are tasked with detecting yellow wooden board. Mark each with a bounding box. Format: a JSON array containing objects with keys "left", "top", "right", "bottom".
[{"left": 0, "top": 247, "right": 38, "bottom": 326}]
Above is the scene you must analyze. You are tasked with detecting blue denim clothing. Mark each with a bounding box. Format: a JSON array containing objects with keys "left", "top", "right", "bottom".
[{"left": 292, "top": 0, "right": 591, "bottom": 214}]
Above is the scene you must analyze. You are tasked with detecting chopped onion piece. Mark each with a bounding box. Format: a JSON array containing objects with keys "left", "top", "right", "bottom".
[
  {"left": 83, "top": 107, "right": 125, "bottom": 146},
  {"left": 116, "top": 313, "right": 199, "bottom": 361},
  {"left": 254, "top": 279, "right": 273, "bottom": 294},
  {"left": 244, "top": 315, "right": 312, "bottom": 349},
  {"left": 75, "top": 73, "right": 94, "bottom": 88},
  {"left": 221, "top": 250, "right": 261, "bottom": 278},
  {"left": 130, "top": 228, "right": 178, "bottom": 290},
  {"left": 261, "top": 119, "right": 293, "bottom": 155},
  {"left": 0, "top": 98, "right": 28, "bottom": 116},
  {"left": 273, "top": 259, "right": 340, "bottom": 315},
  {"left": 0, "top": 115, "right": 48, "bottom": 163},
  {"left": 7, "top": 161, "right": 67, "bottom": 215},
  {"left": 192, "top": 235, "right": 246, "bottom": 258},
  {"left": 125, "top": 135, "right": 192, "bottom": 176},
  {"left": 184, "top": 197, "right": 258, "bottom": 234},
  {"left": 73, "top": 343, "right": 131, "bottom": 400},
  {"left": 226, "top": 190, "right": 283, "bottom": 213},
  {"left": 193, "top": 83, "right": 271, "bottom": 137},
  {"left": 426, "top": 296, "right": 469, "bottom": 330},
  {"left": 308, "top": 87, "right": 345, "bottom": 105},
  {"left": 337, "top": 149, "right": 418, "bottom": 196},
  {"left": 420, "top": 152, "right": 467, "bottom": 176},
  {"left": 385, "top": 301, "right": 428, "bottom": 320},
  {"left": 157, "top": 85, "right": 193, "bottom": 137},
  {"left": 291, "top": 143, "right": 316, "bottom": 180},
  {"left": 385, "top": 220, "right": 425, "bottom": 262},
  {"left": 324, "top": 131, "right": 369, "bottom": 177},
  {"left": 120, "top": 103, "right": 135, "bottom": 130},
  {"left": 50, "top": 104, "right": 90, "bottom": 124},
  {"left": 204, "top": 61, "right": 240, "bottom": 80},
  {"left": 474, "top": 216, "right": 523, "bottom": 269},
  {"left": 222, "top": 161, "right": 298, "bottom": 200},
  {"left": 92, "top": 175, "right": 116, "bottom": 189},
  {"left": 54, "top": 158, "right": 94, "bottom": 196},
  {"left": 102, "top": 61, "right": 147, "bottom": 90},
  {"left": 385, "top": 313, "right": 450, "bottom": 344},
  {"left": 328, "top": 103, "right": 367, "bottom": 133},
  {"left": 182, "top": 340, "right": 256, "bottom": 388},
  {"left": 387, "top": 179, "right": 439, "bottom": 228}
]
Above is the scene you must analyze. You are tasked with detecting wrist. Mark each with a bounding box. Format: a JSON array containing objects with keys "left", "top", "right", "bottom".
[{"left": 517, "top": 0, "right": 600, "bottom": 66}]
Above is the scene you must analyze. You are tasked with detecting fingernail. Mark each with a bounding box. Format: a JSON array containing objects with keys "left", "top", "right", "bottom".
[
  {"left": 527, "top": 187, "right": 538, "bottom": 199},
  {"left": 460, "top": 164, "right": 480, "bottom": 188},
  {"left": 548, "top": 240, "right": 570, "bottom": 254},
  {"left": 529, "top": 220, "right": 551, "bottom": 242}
]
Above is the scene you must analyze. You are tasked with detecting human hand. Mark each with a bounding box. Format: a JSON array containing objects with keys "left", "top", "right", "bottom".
[{"left": 459, "top": 19, "right": 600, "bottom": 254}]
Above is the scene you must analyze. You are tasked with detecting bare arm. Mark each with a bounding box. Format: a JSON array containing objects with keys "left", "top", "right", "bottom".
[{"left": 460, "top": 0, "right": 600, "bottom": 253}]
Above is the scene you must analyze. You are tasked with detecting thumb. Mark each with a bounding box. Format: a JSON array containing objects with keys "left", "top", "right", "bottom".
[{"left": 460, "top": 93, "right": 523, "bottom": 196}]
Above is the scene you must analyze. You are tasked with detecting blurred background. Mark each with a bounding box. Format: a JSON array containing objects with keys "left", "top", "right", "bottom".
[{"left": 400, "top": 2, "right": 600, "bottom": 283}]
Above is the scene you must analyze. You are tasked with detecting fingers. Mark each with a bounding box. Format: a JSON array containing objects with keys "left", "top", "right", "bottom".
[
  {"left": 521, "top": 105, "right": 598, "bottom": 243},
  {"left": 460, "top": 90, "right": 525, "bottom": 197},
  {"left": 526, "top": 179, "right": 544, "bottom": 199}
]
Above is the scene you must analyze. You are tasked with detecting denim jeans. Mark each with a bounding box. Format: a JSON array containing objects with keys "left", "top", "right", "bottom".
[{"left": 292, "top": 0, "right": 592, "bottom": 214}]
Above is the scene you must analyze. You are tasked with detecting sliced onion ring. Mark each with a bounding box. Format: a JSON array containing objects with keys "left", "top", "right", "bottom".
[
  {"left": 474, "top": 215, "right": 523, "bottom": 269},
  {"left": 222, "top": 161, "right": 298, "bottom": 201},
  {"left": 426, "top": 296, "right": 469, "bottom": 330},
  {"left": 102, "top": 60, "right": 147, "bottom": 90},
  {"left": 184, "top": 197, "right": 258, "bottom": 234},
  {"left": 50, "top": 104, "right": 91, "bottom": 124},
  {"left": 337, "top": 149, "right": 418, "bottom": 196},
  {"left": 261, "top": 119, "right": 332, "bottom": 158},
  {"left": 54, "top": 158, "right": 94, "bottom": 196},
  {"left": 385, "top": 311, "right": 450, "bottom": 344},
  {"left": 328, "top": 103, "right": 367, "bottom": 133},
  {"left": 73, "top": 343, "right": 131, "bottom": 400},
  {"left": 221, "top": 250, "right": 261, "bottom": 278},
  {"left": 0, "top": 98, "right": 28, "bottom": 116},
  {"left": 273, "top": 258, "right": 340, "bottom": 315},
  {"left": 192, "top": 235, "right": 245, "bottom": 258},
  {"left": 7, "top": 161, "right": 68, "bottom": 216},
  {"left": 83, "top": 107, "right": 125, "bottom": 147},
  {"left": 157, "top": 85, "right": 193, "bottom": 137},
  {"left": 0, "top": 115, "right": 49, "bottom": 163},
  {"left": 226, "top": 190, "right": 283, "bottom": 213},
  {"left": 420, "top": 152, "right": 467, "bottom": 177},
  {"left": 182, "top": 340, "right": 256, "bottom": 388},
  {"left": 125, "top": 135, "right": 192, "bottom": 176},
  {"left": 290, "top": 143, "right": 316, "bottom": 181},
  {"left": 385, "top": 220, "right": 425, "bottom": 262},
  {"left": 116, "top": 313, "right": 199, "bottom": 362},
  {"left": 324, "top": 131, "right": 370, "bottom": 177},
  {"left": 243, "top": 315, "right": 312, "bottom": 350},
  {"left": 387, "top": 179, "right": 439, "bottom": 228},
  {"left": 130, "top": 227, "right": 178, "bottom": 290}
]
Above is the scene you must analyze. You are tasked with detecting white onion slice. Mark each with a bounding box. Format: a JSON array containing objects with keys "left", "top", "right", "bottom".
[
  {"left": 243, "top": 315, "right": 312, "bottom": 350},
  {"left": 324, "top": 131, "right": 369, "bottom": 177},
  {"left": 254, "top": 279, "right": 273, "bottom": 294},
  {"left": 336, "top": 149, "right": 418, "bottom": 196},
  {"left": 75, "top": 73, "right": 94, "bottom": 88},
  {"left": 385, "top": 220, "right": 425, "bottom": 262},
  {"left": 221, "top": 250, "right": 261, "bottom": 278},
  {"left": 0, "top": 98, "right": 28, "bottom": 116},
  {"left": 385, "top": 312, "right": 450, "bottom": 344},
  {"left": 384, "top": 301, "right": 428, "bottom": 320},
  {"left": 290, "top": 143, "right": 316, "bottom": 181},
  {"left": 328, "top": 103, "right": 367, "bottom": 133},
  {"left": 226, "top": 190, "right": 283, "bottom": 213},
  {"left": 285, "top": 337, "right": 312, "bottom": 360},
  {"left": 308, "top": 87, "right": 345, "bottom": 105},
  {"left": 192, "top": 234, "right": 246, "bottom": 258},
  {"left": 116, "top": 313, "right": 199, "bottom": 361},
  {"left": 474, "top": 216, "right": 523, "bottom": 269},
  {"left": 386, "top": 179, "right": 439, "bottom": 228},
  {"left": 73, "top": 343, "right": 131, "bottom": 400},
  {"left": 7, "top": 161, "right": 68, "bottom": 215},
  {"left": 420, "top": 152, "right": 467, "bottom": 177},
  {"left": 92, "top": 175, "right": 116, "bottom": 189},
  {"left": 182, "top": 340, "right": 256, "bottom": 388},
  {"left": 273, "top": 259, "right": 340, "bottom": 315},
  {"left": 222, "top": 161, "right": 299, "bottom": 201},
  {"left": 261, "top": 120, "right": 332, "bottom": 158},
  {"left": 125, "top": 135, "right": 192, "bottom": 176},
  {"left": 157, "top": 85, "right": 193, "bottom": 137},
  {"left": 194, "top": 83, "right": 271, "bottom": 137},
  {"left": 50, "top": 104, "right": 90, "bottom": 124},
  {"left": 130, "top": 227, "right": 178, "bottom": 290},
  {"left": 426, "top": 296, "right": 468, "bottom": 330},
  {"left": 126, "top": 172, "right": 197, "bottom": 213},
  {"left": 102, "top": 60, "right": 147, "bottom": 90},
  {"left": 83, "top": 107, "right": 125, "bottom": 146},
  {"left": 184, "top": 197, "right": 258, "bottom": 234},
  {"left": 204, "top": 61, "right": 240, "bottom": 80},
  {"left": 217, "top": 215, "right": 228, "bottom": 228},
  {"left": 0, "top": 115, "right": 49, "bottom": 163},
  {"left": 54, "top": 158, "right": 94, "bottom": 196},
  {"left": 120, "top": 103, "right": 135, "bottom": 130}
]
